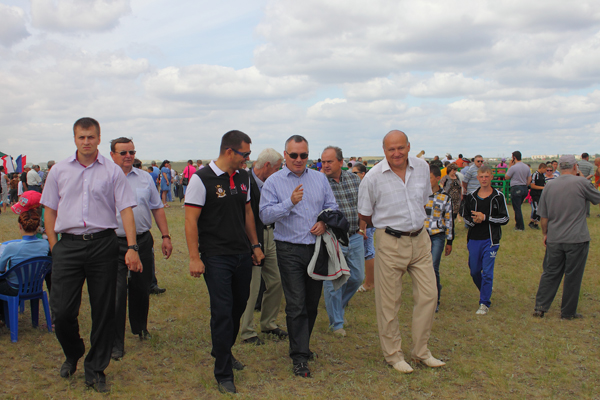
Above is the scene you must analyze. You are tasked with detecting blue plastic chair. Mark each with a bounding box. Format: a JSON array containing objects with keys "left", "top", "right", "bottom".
[{"left": 0, "top": 256, "right": 53, "bottom": 342}]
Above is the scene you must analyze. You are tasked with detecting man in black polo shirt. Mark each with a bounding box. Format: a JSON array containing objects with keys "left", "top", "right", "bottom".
[{"left": 184, "top": 130, "right": 265, "bottom": 395}]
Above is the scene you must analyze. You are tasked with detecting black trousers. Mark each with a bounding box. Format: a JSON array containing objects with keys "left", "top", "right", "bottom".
[
  {"left": 202, "top": 253, "right": 252, "bottom": 383},
  {"left": 50, "top": 231, "right": 118, "bottom": 384},
  {"left": 113, "top": 231, "right": 154, "bottom": 354},
  {"left": 275, "top": 241, "right": 323, "bottom": 364},
  {"left": 535, "top": 241, "right": 590, "bottom": 317}
]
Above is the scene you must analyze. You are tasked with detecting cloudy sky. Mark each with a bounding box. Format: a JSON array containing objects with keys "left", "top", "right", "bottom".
[{"left": 1, "top": 0, "right": 600, "bottom": 164}]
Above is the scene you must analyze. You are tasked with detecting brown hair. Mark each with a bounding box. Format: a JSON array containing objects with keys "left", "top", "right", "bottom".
[
  {"left": 446, "top": 163, "right": 458, "bottom": 173},
  {"left": 19, "top": 209, "right": 41, "bottom": 233}
]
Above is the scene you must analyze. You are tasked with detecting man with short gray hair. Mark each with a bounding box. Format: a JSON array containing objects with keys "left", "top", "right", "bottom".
[
  {"left": 240, "top": 148, "right": 287, "bottom": 345},
  {"left": 577, "top": 152, "right": 594, "bottom": 217},
  {"left": 533, "top": 154, "right": 600, "bottom": 320}
]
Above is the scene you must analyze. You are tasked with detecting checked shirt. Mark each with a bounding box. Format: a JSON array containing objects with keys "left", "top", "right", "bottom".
[
  {"left": 327, "top": 170, "right": 361, "bottom": 233},
  {"left": 424, "top": 187, "right": 454, "bottom": 243}
]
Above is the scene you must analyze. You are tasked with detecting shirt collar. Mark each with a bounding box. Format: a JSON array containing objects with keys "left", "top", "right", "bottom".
[
  {"left": 283, "top": 164, "right": 308, "bottom": 177},
  {"left": 380, "top": 157, "right": 414, "bottom": 173},
  {"left": 68, "top": 150, "right": 104, "bottom": 167},
  {"left": 252, "top": 169, "right": 264, "bottom": 188},
  {"left": 209, "top": 160, "right": 238, "bottom": 177},
  {"left": 21, "top": 235, "right": 37, "bottom": 241}
]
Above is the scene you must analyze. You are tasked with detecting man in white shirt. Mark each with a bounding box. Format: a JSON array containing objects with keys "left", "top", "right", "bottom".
[
  {"left": 109, "top": 137, "right": 173, "bottom": 360},
  {"left": 358, "top": 130, "right": 445, "bottom": 374},
  {"left": 27, "top": 165, "right": 43, "bottom": 192}
]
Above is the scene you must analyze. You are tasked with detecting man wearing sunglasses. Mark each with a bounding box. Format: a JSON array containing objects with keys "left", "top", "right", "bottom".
[
  {"left": 109, "top": 137, "right": 173, "bottom": 361},
  {"left": 259, "top": 135, "right": 338, "bottom": 378},
  {"left": 185, "top": 130, "right": 264, "bottom": 394}
]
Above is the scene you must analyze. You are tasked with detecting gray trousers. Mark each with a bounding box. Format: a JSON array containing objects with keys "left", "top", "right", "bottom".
[
  {"left": 239, "top": 226, "right": 283, "bottom": 339},
  {"left": 534, "top": 241, "right": 589, "bottom": 317}
]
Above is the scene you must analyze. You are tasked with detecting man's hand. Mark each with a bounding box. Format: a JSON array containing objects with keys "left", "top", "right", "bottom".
[
  {"left": 125, "top": 250, "right": 143, "bottom": 273},
  {"left": 310, "top": 221, "right": 326, "bottom": 236},
  {"left": 291, "top": 184, "right": 303, "bottom": 205},
  {"left": 162, "top": 237, "right": 173, "bottom": 259},
  {"left": 252, "top": 248, "right": 265, "bottom": 265},
  {"left": 358, "top": 230, "right": 367, "bottom": 240},
  {"left": 543, "top": 234, "right": 547, "bottom": 247},
  {"left": 190, "top": 258, "right": 205, "bottom": 277},
  {"left": 471, "top": 211, "right": 485, "bottom": 224},
  {"left": 444, "top": 244, "right": 452, "bottom": 256}
]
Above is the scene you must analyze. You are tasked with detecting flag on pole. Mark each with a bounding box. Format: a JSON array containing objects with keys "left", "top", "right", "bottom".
[
  {"left": 15, "top": 155, "right": 24, "bottom": 173},
  {"left": 1, "top": 154, "right": 15, "bottom": 173}
]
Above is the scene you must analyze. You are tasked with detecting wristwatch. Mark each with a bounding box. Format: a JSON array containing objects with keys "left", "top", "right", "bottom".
[
  {"left": 251, "top": 243, "right": 262, "bottom": 250},
  {"left": 162, "top": 234, "right": 171, "bottom": 240},
  {"left": 127, "top": 244, "right": 139, "bottom": 252}
]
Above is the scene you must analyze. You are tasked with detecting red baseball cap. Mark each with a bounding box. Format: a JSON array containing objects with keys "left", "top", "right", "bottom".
[{"left": 11, "top": 191, "right": 42, "bottom": 215}]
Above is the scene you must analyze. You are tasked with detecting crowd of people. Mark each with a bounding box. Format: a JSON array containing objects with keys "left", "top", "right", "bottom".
[{"left": 0, "top": 119, "right": 599, "bottom": 395}]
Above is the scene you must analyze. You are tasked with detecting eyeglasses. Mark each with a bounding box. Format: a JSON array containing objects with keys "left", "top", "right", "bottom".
[
  {"left": 229, "top": 148, "right": 251, "bottom": 158},
  {"left": 288, "top": 153, "right": 309, "bottom": 160},
  {"left": 117, "top": 151, "right": 136, "bottom": 156}
]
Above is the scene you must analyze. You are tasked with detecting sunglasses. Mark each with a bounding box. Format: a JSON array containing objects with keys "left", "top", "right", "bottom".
[
  {"left": 288, "top": 152, "right": 309, "bottom": 160},
  {"left": 229, "top": 148, "right": 251, "bottom": 158},
  {"left": 117, "top": 151, "right": 136, "bottom": 156}
]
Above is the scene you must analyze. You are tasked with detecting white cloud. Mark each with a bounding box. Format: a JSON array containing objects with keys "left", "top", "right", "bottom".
[
  {"left": 144, "top": 65, "right": 315, "bottom": 104},
  {"left": 31, "top": 0, "right": 131, "bottom": 32},
  {"left": 0, "top": 4, "right": 30, "bottom": 47}
]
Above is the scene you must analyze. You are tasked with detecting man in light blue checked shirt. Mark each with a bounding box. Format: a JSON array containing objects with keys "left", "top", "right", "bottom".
[{"left": 259, "top": 135, "right": 338, "bottom": 378}]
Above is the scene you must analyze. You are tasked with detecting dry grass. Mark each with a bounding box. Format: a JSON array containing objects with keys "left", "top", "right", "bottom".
[{"left": 1, "top": 202, "right": 600, "bottom": 399}]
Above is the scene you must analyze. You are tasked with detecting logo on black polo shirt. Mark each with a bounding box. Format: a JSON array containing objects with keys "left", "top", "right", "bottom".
[
  {"left": 240, "top": 183, "right": 248, "bottom": 193},
  {"left": 215, "top": 185, "right": 227, "bottom": 198}
]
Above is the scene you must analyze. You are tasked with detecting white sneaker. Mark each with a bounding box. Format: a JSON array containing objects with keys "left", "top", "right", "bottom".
[{"left": 475, "top": 304, "right": 489, "bottom": 315}]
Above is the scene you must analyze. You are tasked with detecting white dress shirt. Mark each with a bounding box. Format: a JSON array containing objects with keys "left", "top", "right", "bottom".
[{"left": 358, "top": 156, "right": 432, "bottom": 232}]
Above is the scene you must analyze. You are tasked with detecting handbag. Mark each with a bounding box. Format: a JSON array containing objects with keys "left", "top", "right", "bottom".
[{"left": 182, "top": 166, "right": 190, "bottom": 186}]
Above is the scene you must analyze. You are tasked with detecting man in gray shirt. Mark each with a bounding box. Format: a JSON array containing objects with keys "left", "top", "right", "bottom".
[
  {"left": 505, "top": 151, "right": 531, "bottom": 231},
  {"left": 461, "top": 155, "right": 484, "bottom": 196},
  {"left": 533, "top": 154, "right": 600, "bottom": 320},
  {"left": 577, "top": 152, "right": 595, "bottom": 217}
]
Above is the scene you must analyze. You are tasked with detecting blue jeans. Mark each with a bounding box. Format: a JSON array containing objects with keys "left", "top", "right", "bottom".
[
  {"left": 467, "top": 239, "right": 499, "bottom": 307},
  {"left": 430, "top": 233, "right": 445, "bottom": 305},
  {"left": 510, "top": 185, "right": 528, "bottom": 230},
  {"left": 202, "top": 253, "right": 252, "bottom": 383},
  {"left": 324, "top": 233, "right": 365, "bottom": 330},
  {"left": 364, "top": 227, "right": 375, "bottom": 260}
]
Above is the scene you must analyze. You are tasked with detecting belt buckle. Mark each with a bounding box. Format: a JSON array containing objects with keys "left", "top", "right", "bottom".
[{"left": 82, "top": 233, "right": 93, "bottom": 241}]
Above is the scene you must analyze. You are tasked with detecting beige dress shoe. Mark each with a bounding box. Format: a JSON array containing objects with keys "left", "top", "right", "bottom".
[
  {"left": 413, "top": 356, "right": 446, "bottom": 368},
  {"left": 333, "top": 328, "right": 346, "bottom": 337},
  {"left": 392, "top": 360, "right": 414, "bottom": 374}
]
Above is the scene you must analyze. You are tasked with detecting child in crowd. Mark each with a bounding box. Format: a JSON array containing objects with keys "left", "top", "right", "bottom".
[
  {"left": 425, "top": 166, "right": 453, "bottom": 312},
  {"left": 529, "top": 163, "right": 547, "bottom": 229},
  {"left": 463, "top": 165, "right": 509, "bottom": 315}
]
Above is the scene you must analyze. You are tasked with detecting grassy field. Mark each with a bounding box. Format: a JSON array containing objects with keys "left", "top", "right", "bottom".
[{"left": 1, "top": 201, "right": 600, "bottom": 399}]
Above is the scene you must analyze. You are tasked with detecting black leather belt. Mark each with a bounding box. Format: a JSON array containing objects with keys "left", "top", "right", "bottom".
[
  {"left": 61, "top": 229, "right": 114, "bottom": 241},
  {"left": 385, "top": 226, "right": 423, "bottom": 238}
]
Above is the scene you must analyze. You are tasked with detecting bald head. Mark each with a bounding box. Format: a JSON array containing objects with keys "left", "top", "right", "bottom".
[{"left": 382, "top": 130, "right": 409, "bottom": 147}]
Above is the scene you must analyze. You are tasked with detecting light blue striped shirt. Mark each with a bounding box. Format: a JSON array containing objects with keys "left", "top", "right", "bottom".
[{"left": 259, "top": 166, "right": 338, "bottom": 244}]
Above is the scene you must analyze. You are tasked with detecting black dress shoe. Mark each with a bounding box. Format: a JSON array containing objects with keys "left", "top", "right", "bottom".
[
  {"left": 242, "top": 336, "right": 264, "bottom": 345},
  {"left": 149, "top": 286, "right": 166, "bottom": 295},
  {"left": 262, "top": 328, "right": 289, "bottom": 339},
  {"left": 85, "top": 380, "right": 110, "bottom": 393},
  {"left": 139, "top": 330, "right": 152, "bottom": 341},
  {"left": 60, "top": 358, "right": 78, "bottom": 378},
  {"left": 111, "top": 349, "right": 124, "bottom": 361},
  {"left": 232, "top": 356, "right": 245, "bottom": 371},
  {"left": 218, "top": 380, "right": 237, "bottom": 394},
  {"left": 532, "top": 310, "right": 545, "bottom": 318},
  {"left": 561, "top": 313, "right": 583, "bottom": 320}
]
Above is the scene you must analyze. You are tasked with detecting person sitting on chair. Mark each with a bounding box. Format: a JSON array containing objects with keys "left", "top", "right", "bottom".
[{"left": 0, "top": 191, "right": 50, "bottom": 322}]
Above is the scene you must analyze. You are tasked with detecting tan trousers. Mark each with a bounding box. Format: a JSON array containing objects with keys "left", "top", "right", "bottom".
[
  {"left": 374, "top": 228, "right": 437, "bottom": 364},
  {"left": 240, "top": 226, "right": 283, "bottom": 339}
]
